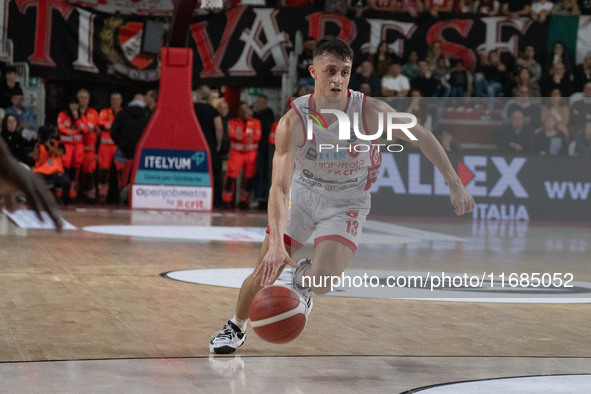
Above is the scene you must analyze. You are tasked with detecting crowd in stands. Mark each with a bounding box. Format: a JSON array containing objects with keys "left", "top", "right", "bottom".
[
  {"left": 296, "top": 33, "right": 591, "bottom": 156},
  {"left": 279, "top": 0, "right": 591, "bottom": 17}
]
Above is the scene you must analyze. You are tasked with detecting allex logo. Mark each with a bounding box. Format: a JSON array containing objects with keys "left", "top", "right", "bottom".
[{"left": 305, "top": 109, "right": 418, "bottom": 153}]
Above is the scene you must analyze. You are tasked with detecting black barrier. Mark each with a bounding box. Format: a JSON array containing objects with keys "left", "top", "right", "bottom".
[{"left": 370, "top": 152, "right": 591, "bottom": 221}]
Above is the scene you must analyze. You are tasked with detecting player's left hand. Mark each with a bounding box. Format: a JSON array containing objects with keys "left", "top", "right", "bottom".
[{"left": 450, "top": 185, "right": 475, "bottom": 216}]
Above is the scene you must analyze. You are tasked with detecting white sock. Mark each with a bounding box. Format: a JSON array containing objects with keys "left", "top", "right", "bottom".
[{"left": 231, "top": 315, "right": 248, "bottom": 332}]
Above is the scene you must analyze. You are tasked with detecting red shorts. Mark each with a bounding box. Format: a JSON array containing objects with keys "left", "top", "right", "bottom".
[
  {"left": 82, "top": 151, "right": 97, "bottom": 174},
  {"left": 62, "top": 142, "right": 84, "bottom": 169},
  {"left": 98, "top": 144, "right": 117, "bottom": 170},
  {"left": 226, "top": 150, "right": 257, "bottom": 179}
]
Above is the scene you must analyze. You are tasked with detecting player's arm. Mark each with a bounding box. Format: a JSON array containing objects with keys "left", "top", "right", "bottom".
[
  {"left": 369, "top": 99, "right": 475, "bottom": 215},
  {"left": 0, "top": 138, "right": 62, "bottom": 230},
  {"left": 253, "top": 110, "right": 300, "bottom": 286}
]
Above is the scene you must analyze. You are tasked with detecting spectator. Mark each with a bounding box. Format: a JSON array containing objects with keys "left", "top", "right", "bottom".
[
  {"left": 348, "top": 0, "right": 369, "bottom": 17},
  {"left": 476, "top": 50, "right": 508, "bottom": 98},
  {"left": 370, "top": 40, "right": 394, "bottom": 77},
  {"left": 325, "top": 0, "right": 349, "bottom": 13},
  {"left": 57, "top": 97, "right": 84, "bottom": 200},
  {"left": 431, "top": 56, "right": 450, "bottom": 87},
  {"left": 411, "top": 60, "right": 441, "bottom": 97},
  {"left": 552, "top": 0, "right": 580, "bottom": 14},
  {"left": 349, "top": 60, "right": 381, "bottom": 97},
  {"left": 368, "top": 0, "right": 398, "bottom": 12},
  {"left": 143, "top": 89, "right": 158, "bottom": 115},
  {"left": 111, "top": 94, "right": 151, "bottom": 192},
  {"left": 541, "top": 89, "right": 569, "bottom": 129},
  {"left": 222, "top": 102, "right": 261, "bottom": 210},
  {"left": 0, "top": 66, "right": 21, "bottom": 109},
  {"left": 425, "top": 0, "right": 456, "bottom": 17},
  {"left": 546, "top": 42, "right": 573, "bottom": 75},
  {"left": 473, "top": 0, "right": 500, "bottom": 14},
  {"left": 542, "top": 62, "right": 571, "bottom": 96},
  {"left": 406, "top": 89, "right": 432, "bottom": 129},
  {"left": 76, "top": 88, "right": 100, "bottom": 202},
  {"left": 216, "top": 101, "right": 230, "bottom": 161},
  {"left": 1, "top": 114, "right": 33, "bottom": 166},
  {"left": 97, "top": 92, "right": 123, "bottom": 204},
  {"left": 194, "top": 85, "right": 224, "bottom": 209},
  {"left": 513, "top": 67, "right": 541, "bottom": 97},
  {"left": 503, "top": 86, "right": 542, "bottom": 130},
  {"left": 381, "top": 62, "right": 410, "bottom": 97},
  {"left": 569, "top": 121, "right": 591, "bottom": 156},
  {"left": 297, "top": 37, "right": 316, "bottom": 87},
  {"left": 5, "top": 89, "right": 37, "bottom": 140},
  {"left": 252, "top": 94, "right": 275, "bottom": 210},
  {"left": 573, "top": 52, "right": 591, "bottom": 91},
  {"left": 533, "top": 114, "right": 568, "bottom": 155},
  {"left": 516, "top": 45, "right": 543, "bottom": 82},
  {"left": 497, "top": 110, "right": 534, "bottom": 153},
  {"left": 398, "top": 0, "right": 424, "bottom": 16},
  {"left": 445, "top": 59, "right": 473, "bottom": 97},
  {"left": 426, "top": 41, "right": 449, "bottom": 70},
  {"left": 531, "top": 0, "right": 554, "bottom": 21},
  {"left": 32, "top": 126, "right": 71, "bottom": 204},
  {"left": 402, "top": 50, "right": 420, "bottom": 80},
  {"left": 569, "top": 81, "right": 591, "bottom": 129},
  {"left": 438, "top": 128, "right": 462, "bottom": 153},
  {"left": 501, "top": 0, "right": 532, "bottom": 18}
]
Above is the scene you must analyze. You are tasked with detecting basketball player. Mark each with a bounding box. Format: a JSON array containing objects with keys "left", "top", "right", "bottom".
[
  {"left": 210, "top": 37, "right": 475, "bottom": 354},
  {"left": 0, "top": 138, "right": 62, "bottom": 230}
]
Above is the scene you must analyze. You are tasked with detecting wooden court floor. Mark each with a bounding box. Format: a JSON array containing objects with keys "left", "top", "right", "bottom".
[{"left": 0, "top": 208, "right": 590, "bottom": 392}]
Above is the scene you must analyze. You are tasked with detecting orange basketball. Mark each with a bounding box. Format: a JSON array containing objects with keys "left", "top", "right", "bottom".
[{"left": 249, "top": 285, "right": 307, "bottom": 344}]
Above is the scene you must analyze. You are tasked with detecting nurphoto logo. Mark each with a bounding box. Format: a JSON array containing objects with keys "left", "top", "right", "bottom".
[{"left": 304, "top": 108, "right": 418, "bottom": 153}]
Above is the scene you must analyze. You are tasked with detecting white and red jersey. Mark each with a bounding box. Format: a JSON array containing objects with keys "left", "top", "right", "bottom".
[{"left": 290, "top": 90, "right": 381, "bottom": 201}]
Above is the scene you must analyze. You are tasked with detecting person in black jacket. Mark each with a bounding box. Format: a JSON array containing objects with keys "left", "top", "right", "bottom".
[
  {"left": 110, "top": 94, "right": 151, "bottom": 196},
  {"left": 252, "top": 94, "right": 275, "bottom": 210},
  {"left": 111, "top": 94, "right": 150, "bottom": 160},
  {"left": 497, "top": 110, "right": 534, "bottom": 153},
  {"left": 1, "top": 114, "right": 33, "bottom": 166},
  {"left": 194, "top": 86, "right": 223, "bottom": 209},
  {"left": 0, "top": 66, "right": 22, "bottom": 109}
]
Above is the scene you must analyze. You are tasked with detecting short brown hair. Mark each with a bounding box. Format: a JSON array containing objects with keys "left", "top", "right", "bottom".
[{"left": 313, "top": 36, "right": 353, "bottom": 63}]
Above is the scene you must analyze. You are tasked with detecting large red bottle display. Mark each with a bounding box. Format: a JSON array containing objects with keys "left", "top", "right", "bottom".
[{"left": 130, "top": 47, "right": 213, "bottom": 211}]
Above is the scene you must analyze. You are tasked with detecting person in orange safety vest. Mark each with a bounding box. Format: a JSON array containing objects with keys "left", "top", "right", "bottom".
[
  {"left": 32, "top": 126, "right": 71, "bottom": 204},
  {"left": 222, "top": 102, "right": 262, "bottom": 210},
  {"left": 77, "top": 88, "right": 100, "bottom": 202},
  {"left": 97, "top": 92, "right": 123, "bottom": 204},
  {"left": 57, "top": 97, "right": 84, "bottom": 200}
]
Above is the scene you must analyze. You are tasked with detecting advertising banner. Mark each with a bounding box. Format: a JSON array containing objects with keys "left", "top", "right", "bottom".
[
  {"left": 131, "top": 184, "right": 212, "bottom": 210},
  {"left": 371, "top": 153, "right": 591, "bottom": 221},
  {"left": 3, "top": 1, "right": 579, "bottom": 84}
]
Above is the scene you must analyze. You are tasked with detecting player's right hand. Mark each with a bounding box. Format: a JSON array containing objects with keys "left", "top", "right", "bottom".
[{"left": 254, "top": 246, "right": 295, "bottom": 287}]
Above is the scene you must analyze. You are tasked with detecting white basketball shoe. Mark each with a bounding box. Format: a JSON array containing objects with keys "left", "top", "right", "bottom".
[
  {"left": 292, "top": 258, "right": 314, "bottom": 315},
  {"left": 209, "top": 320, "right": 246, "bottom": 354}
]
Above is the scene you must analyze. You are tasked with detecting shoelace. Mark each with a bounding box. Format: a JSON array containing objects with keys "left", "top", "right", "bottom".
[{"left": 213, "top": 326, "right": 235, "bottom": 341}]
